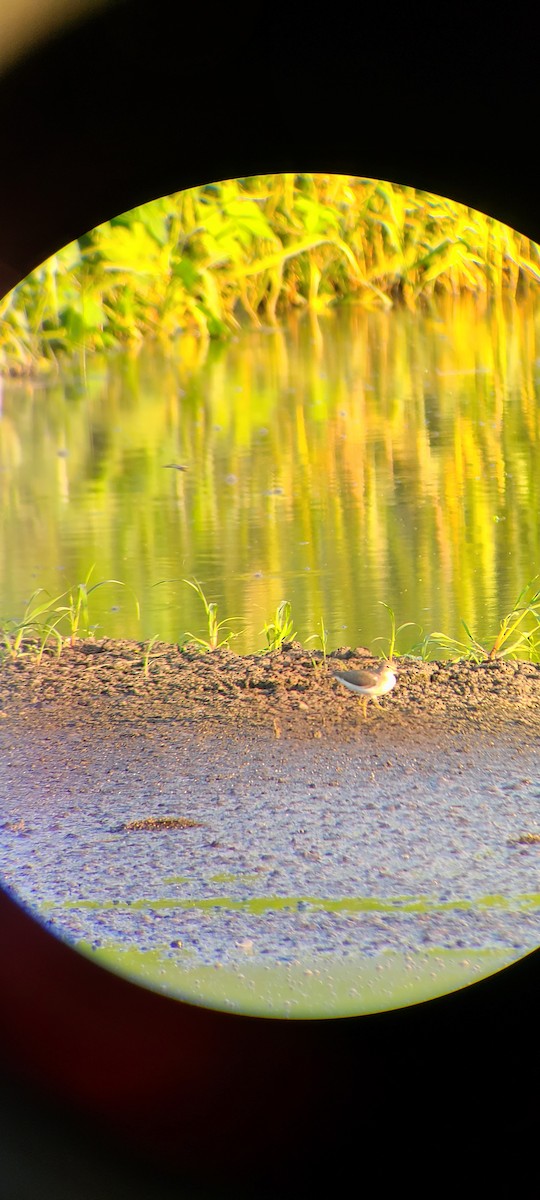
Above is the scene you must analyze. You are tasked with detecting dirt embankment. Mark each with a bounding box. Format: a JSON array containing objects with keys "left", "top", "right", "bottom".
[{"left": 1, "top": 639, "right": 539, "bottom": 750}]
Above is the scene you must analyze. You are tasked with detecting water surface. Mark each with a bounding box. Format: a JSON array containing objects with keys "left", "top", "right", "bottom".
[{"left": 2, "top": 297, "right": 540, "bottom": 653}]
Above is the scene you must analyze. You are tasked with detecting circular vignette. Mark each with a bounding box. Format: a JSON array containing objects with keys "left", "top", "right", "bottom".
[{"left": 0, "top": 3, "right": 539, "bottom": 1195}]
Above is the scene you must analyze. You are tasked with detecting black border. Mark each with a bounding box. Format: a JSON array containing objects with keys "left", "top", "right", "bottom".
[{"left": 1, "top": 3, "right": 539, "bottom": 1194}]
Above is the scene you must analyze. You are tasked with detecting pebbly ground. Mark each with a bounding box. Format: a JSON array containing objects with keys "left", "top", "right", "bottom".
[{"left": 1, "top": 640, "right": 540, "bottom": 1016}]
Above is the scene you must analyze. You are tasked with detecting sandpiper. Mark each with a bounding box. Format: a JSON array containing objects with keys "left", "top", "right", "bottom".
[{"left": 334, "top": 661, "right": 397, "bottom": 719}]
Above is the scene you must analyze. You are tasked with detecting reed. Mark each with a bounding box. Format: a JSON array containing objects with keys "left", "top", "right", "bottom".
[{"left": 2, "top": 175, "right": 539, "bottom": 375}]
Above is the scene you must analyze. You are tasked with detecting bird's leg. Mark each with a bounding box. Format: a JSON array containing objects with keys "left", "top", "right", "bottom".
[{"left": 362, "top": 696, "right": 368, "bottom": 720}]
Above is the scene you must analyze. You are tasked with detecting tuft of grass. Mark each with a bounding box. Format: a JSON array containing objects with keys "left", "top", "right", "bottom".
[
  {"left": 423, "top": 578, "right": 540, "bottom": 662},
  {"left": 142, "top": 634, "right": 160, "bottom": 679},
  {"left": 43, "top": 566, "right": 140, "bottom": 646},
  {"left": 261, "top": 600, "right": 296, "bottom": 652},
  {"left": 407, "top": 633, "right": 439, "bottom": 662},
  {"left": 0, "top": 567, "right": 141, "bottom": 664},
  {"left": 371, "top": 602, "right": 422, "bottom": 662},
  {"left": 305, "top": 616, "right": 329, "bottom": 668},
  {"left": 181, "top": 579, "right": 244, "bottom": 651},
  {"left": 0, "top": 588, "right": 66, "bottom": 662}
]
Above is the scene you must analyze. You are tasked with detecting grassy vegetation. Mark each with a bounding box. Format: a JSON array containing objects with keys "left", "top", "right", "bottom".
[
  {"left": 1, "top": 588, "right": 65, "bottom": 664},
  {"left": 372, "top": 603, "right": 421, "bottom": 663},
  {"left": 0, "top": 567, "right": 140, "bottom": 664},
  {"left": 180, "top": 578, "right": 245, "bottom": 651},
  {"left": 2, "top": 174, "right": 540, "bottom": 375},
  {"left": 261, "top": 600, "right": 297, "bottom": 652},
  {"left": 305, "top": 617, "right": 330, "bottom": 669},
  {"left": 2, "top": 574, "right": 540, "bottom": 668},
  {"left": 416, "top": 578, "right": 540, "bottom": 663}
]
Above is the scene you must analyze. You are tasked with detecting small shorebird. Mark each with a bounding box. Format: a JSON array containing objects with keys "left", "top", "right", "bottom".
[{"left": 334, "top": 661, "right": 397, "bottom": 719}]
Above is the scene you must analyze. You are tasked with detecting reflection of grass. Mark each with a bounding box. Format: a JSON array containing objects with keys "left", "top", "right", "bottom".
[{"left": 3, "top": 302, "right": 539, "bottom": 663}]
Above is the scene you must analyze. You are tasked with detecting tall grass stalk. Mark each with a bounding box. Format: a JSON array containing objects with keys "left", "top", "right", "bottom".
[{"left": 141, "top": 635, "right": 159, "bottom": 679}]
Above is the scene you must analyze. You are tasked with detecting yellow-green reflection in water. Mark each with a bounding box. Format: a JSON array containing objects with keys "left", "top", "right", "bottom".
[{"left": 1, "top": 295, "right": 539, "bottom": 652}]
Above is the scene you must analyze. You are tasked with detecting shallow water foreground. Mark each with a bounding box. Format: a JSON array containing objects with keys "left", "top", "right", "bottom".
[{"left": 1, "top": 644, "right": 540, "bottom": 1018}]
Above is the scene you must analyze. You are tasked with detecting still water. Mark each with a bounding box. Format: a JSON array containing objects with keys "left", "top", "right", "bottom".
[{"left": 2, "top": 296, "right": 540, "bottom": 653}]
